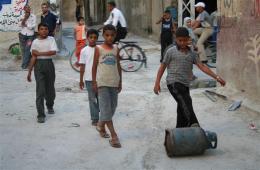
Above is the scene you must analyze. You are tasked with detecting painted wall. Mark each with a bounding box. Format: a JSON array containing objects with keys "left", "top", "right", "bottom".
[
  {"left": 0, "top": 0, "right": 28, "bottom": 31},
  {"left": 217, "top": 0, "right": 260, "bottom": 100}
]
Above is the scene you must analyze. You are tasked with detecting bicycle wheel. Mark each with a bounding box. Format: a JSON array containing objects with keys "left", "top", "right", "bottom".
[
  {"left": 119, "top": 44, "right": 145, "bottom": 72},
  {"left": 69, "top": 48, "right": 80, "bottom": 72}
]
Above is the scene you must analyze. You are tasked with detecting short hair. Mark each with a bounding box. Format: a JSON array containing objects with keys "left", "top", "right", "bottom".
[
  {"left": 103, "top": 24, "right": 116, "bottom": 34},
  {"left": 87, "top": 29, "right": 99, "bottom": 38},
  {"left": 108, "top": 1, "right": 116, "bottom": 7},
  {"left": 38, "top": 23, "right": 49, "bottom": 30},
  {"left": 41, "top": 2, "right": 49, "bottom": 7},
  {"left": 164, "top": 9, "right": 171, "bottom": 14},
  {"left": 175, "top": 27, "right": 189, "bottom": 37},
  {"left": 77, "top": 16, "right": 84, "bottom": 22}
]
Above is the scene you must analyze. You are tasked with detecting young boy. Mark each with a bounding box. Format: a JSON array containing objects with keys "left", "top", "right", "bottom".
[
  {"left": 79, "top": 29, "right": 99, "bottom": 126},
  {"left": 156, "top": 10, "right": 175, "bottom": 63},
  {"left": 154, "top": 27, "right": 225, "bottom": 128},
  {"left": 92, "top": 24, "right": 122, "bottom": 148},
  {"left": 27, "top": 23, "right": 58, "bottom": 123},
  {"left": 74, "top": 16, "right": 87, "bottom": 66}
]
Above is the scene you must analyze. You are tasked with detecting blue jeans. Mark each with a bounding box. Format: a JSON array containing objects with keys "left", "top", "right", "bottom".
[
  {"left": 98, "top": 87, "right": 118, "bottom": 121},
  {"left": 85, "top": 81, "right": 99, "bottom": 121},
  {"left": 19, "top": 33, "right": 34, "bottom": 69}
]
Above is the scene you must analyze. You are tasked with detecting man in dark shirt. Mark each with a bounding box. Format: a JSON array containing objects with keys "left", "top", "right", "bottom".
[{"left": 40, "top": 3, "right": 59, "bottom": 37}]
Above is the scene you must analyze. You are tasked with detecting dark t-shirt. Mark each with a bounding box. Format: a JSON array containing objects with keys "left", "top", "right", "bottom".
[{"left": 41, "top": 11, "right": 58, "bottom": 36}]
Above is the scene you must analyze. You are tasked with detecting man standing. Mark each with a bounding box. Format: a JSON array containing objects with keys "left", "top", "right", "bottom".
[
  {"left": 104, "top": 1, "right": 127, "bottom": 42},
  {"left": 40, "top": 2, "right": 60, "bottom": 37},
  {"left": 192, "top": 2, "right": 214, "bottom": 63},
  {"left": 19, "top": 5, "right": 36, "bottom": 69}
]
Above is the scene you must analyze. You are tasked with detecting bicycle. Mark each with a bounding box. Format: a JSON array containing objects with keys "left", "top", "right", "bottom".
[{"left": 69, "top": 40, "right": 147, "bottom": 72}]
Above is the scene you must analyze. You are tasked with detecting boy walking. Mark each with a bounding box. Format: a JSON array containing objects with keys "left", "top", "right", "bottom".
[
  {"left": 92, "top": 24, "right": 122, "bottom": 148},
  {"left": 154, "top": 27, "right": 225, "bottom": 128},
  {"left": 27, "top": 23, "right": 58, "bottom": 123},
  {"left": 79, "top": 29, "right": 99, "bottom": 126}
]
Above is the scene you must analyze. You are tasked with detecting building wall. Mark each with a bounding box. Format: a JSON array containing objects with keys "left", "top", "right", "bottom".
[
  {"left": 217, "top": 0, "right": 260, "bottom": 100},
  {"left": 0, "top": 0, "right": 45, "bottom": 48}
]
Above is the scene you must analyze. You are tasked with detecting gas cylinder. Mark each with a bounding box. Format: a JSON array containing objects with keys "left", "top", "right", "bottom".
[{"left": 164, "top": 127, "right": 217, "bottom": 157}]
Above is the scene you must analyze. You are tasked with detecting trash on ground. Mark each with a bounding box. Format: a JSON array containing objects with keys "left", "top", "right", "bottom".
[
  {"left": 205, "top": 90, "right": 227, "bottom": 100},
  {"left": 228, "top": 100, "right": 242, "bottom": 111},
  {"left": 203, "top": 91, "right": 217, "bottom": 102},
  {"left": 68, "top": 123, "right": 80, "bottom": 127},
  {"left": 249, "top": 123, "right": 257, "bottom": 130}
]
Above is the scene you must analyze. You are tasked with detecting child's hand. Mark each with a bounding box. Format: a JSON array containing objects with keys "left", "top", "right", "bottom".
[
  {"left": 79, "top": 81, "right": 84, "bottom": 90},
  {"left": 216, "top": 76, "right": 226, "bottom": 86},
  {"left": 92, "top": 81, "right": 98, "bottom": 93},
  {"left": 27, "top": 71, "right": 32, "bottom": 82},
  {"left": 118, "top": 82, "right": 122, "bottom": 93},
  {"left": 153, "top": 83, "right": 161, "bottom": 95}
]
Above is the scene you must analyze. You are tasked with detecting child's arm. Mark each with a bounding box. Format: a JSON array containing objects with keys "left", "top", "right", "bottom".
[
  {"left": 31, "top": 50, "right": 56, "bottom": 57},
  {"left": 27, "top": 55, "right": 37, "bottom": 82},
  {"left": 92, "top": 47, "right": 99, "bottom": 93},
  {"left": 196, "top": 62, "right": 226, "bottom": 86},
  {"left": 116, "top": 48, "right": 122, "bottom": 93},
  {"left": 79, "top": 64, "right": 85, "bottom": 90},
  {"left": 156, "top": 17, "right": 163, "bottom": 24},
  {"left": 74, "top": 27, "right": 76, "bottom": 40},
  {"left": 154, "top": 64, "right": 167, "bottom": 95}
]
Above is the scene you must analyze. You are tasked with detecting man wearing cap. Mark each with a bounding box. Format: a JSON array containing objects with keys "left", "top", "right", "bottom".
[{"left": 192, "top": 2, "right": 214, "bottom": 63}]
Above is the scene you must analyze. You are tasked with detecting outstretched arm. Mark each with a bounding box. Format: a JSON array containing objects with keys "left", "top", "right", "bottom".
[
  {"left": 154, "top": 64, "right": 167, "bottom": 95},
  {"left": 196, "top": 62, "right": 226, "bottom": 86}
]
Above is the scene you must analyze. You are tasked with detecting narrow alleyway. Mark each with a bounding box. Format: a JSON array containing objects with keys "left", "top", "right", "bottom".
[{"left": 0, "top": 25, "right": 260, "bottom": 170}]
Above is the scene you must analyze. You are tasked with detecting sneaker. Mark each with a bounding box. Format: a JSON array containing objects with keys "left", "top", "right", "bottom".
[
  {"left": 37, "top": 117, "right": 45, "bottom": 123},
  {"left": 47, "top": 108, "right": 55, "bottom": 114},
  {"left": 91, "top": 120, "right": 98, "bottom": 126}
]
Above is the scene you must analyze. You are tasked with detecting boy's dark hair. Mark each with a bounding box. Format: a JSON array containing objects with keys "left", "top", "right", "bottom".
[
  {"left": 87, "top": 29, "right": 99, "bottom": 38},
  {"left": 164, "top": 9, "right": 171, "bottom": 14},
  {"left": 41, "top": 2, "right": 49, "bottom": 7},
  {"left": 175, "top": 27, "right": 189, "bottom": 37},
  {"left": 77, "top": 16, "right": 84, "bottom": 22},
  {"left": 108, "top": 1, "right": 116, "bottom": 7},
  {"left": 38, "top": 23, "right": 49, "bottom": 30},
  {"left": 103, "top": 24, "right": 116, "bottom": 34}
]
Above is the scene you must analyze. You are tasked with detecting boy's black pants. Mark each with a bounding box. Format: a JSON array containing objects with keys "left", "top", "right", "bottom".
[
  {"left": 167, "top": 82, "right": 199, "bottom": 128},
  {"left": 34, "top": 59, "right": 56, "bottom": 118},
  {"left": 160, "top": 32, "right": 173, "bottom": 62}
]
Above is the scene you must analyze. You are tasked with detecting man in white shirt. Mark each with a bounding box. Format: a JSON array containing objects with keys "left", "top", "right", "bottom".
[
  {"left": 19, "top": 5, "right": 36, "bottom": 69},
  {"left": 104, "top": 1, "right": 127, "bottom": 42}
]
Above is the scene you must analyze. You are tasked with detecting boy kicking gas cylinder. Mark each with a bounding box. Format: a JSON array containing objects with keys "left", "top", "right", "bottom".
[{"left": 164, "top": 127, "right": 217, "bottom": 157}]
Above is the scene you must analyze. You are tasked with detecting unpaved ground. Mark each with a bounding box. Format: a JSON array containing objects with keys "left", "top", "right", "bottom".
[{"left": 1, "top": 35, "right": 260, "bottom": 170}]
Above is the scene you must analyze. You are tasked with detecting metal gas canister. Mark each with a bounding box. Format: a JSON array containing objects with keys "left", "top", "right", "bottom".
[{"left": 164, "top": 127, "right": 217, "bottom": 157}]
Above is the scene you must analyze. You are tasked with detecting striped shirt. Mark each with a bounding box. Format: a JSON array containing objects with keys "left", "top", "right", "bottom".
[{"left": 162, "top": 46, "right": 199, "bottom": 87}]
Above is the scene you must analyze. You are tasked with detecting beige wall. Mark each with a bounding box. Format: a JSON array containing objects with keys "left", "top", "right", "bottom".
[{"left": 217, "top": 0, "right": 260, "bottom": 100}]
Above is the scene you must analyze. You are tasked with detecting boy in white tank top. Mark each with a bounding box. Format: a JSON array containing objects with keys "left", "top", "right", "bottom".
[{"left": 92, "top": 24, "right": 122, "bottom": 148}]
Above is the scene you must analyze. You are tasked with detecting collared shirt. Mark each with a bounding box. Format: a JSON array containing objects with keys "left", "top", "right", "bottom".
[
  {"left": 19, "top": 13, "right": 36, "bottom": 36},
  {"left": 163, "top": 45, "right": 199, "bottom": 87},
  {"left": 41, "top": 11, "right": 58, "bottom": 35},
  {"left": 104, "top": 8, "right": 127, "bottom": 28}
]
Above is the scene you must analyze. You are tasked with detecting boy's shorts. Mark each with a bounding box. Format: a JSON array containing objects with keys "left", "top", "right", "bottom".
[{"left": 98, "top": 87, "right": 118, "bottom": 121}]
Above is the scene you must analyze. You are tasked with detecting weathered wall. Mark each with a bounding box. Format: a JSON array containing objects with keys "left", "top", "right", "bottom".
[
  {"left": 0, "top": 0, "right": 44, "bottom": 50},
  {"left": 113, "top": 0, "right": 172, "bottom": 40},
  {"left": 217, "top": 0, "right": 260, "bottom": 100}
]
